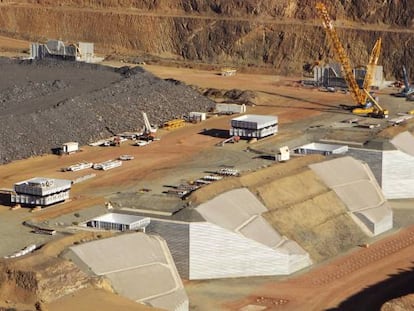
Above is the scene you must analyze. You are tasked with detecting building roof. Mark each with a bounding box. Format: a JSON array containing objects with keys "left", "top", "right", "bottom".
[
  {"left": 91, "top": 213, "right": 148, "bottom": 226},
  {"left": 231, "top": 114, "right": 277, "bottom": 124},
  {"left": 14, "top": 177, "right": 72, "bottom": 196},
  {"left": 296, "top": 142, "right": 348, "bottom": 153}
]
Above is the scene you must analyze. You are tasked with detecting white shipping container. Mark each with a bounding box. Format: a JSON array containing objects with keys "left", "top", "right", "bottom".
[
  {"left": 189, "top": 112, "right": 207, "bottom": 121},
  {"left": 62, "top": 142, "right": 79, "bottom": 154},
  {"left": 216, "top": 103, "right": 246, "bottom": 114}
]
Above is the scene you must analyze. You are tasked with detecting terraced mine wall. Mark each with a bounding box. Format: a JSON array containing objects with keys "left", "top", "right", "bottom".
[
  {"left": 1, "top": 1, "right": 414, "bottom": 78},
  {"left": 0, "top": 58, "right": 214, "bottom": 164}
]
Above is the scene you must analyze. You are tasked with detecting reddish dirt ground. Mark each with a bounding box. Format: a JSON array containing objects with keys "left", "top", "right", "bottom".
[
  {"left": 226, "top": 226, "right": 414, "bottom": 311},
  {"left": 0, "top": 42, "right": 413, "bottom": 310}
]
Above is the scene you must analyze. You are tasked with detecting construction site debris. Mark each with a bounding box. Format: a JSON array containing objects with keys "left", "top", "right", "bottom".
[
  {"left": 72, "top": 174, "right": 96, "bottom": 184},
  {"left": 93, "top": 160, "right": 122, "bottom": 171},
  {"left": 118, "top": 155, "right": 134, "bottom": 161},
  {"left": 216, "top": 168, "right": 240, "bottom": 176},
  {"left": 62, "top": 161, "right": 93, "bottom": 172},
  {"left": 4, "top": 244, "right": 36, "bottom": 259}
]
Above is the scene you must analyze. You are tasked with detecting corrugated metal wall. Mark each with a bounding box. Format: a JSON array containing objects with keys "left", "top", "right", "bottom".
[
  {"left": 146, "top": 220, "right": 190, "bottom": 279},
  {"left": 348, "top": 148, "right": 383, "bottom": 185},
  {"left": 382, "top": 150, "right": 414, "bottom": 199},
  {"left": 189, "top": 222, "right": 299, "bottom": 280}
]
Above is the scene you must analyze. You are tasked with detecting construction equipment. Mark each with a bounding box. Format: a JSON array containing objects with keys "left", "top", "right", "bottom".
[
  {"left": 139, "top": 112, "right": 158, "bottom": 141},
  {"left": 352, "top": 89, "right": 388, "bottom": 118},
  {"left": 394, "top": 66, "right": 414, "bottom": 97},
  {"left": 163, "top": 119, "right": 185, "bottom": 130},
  {"left": 361, "top": 38, "right": 382, "bottom": 103},
  {"left": 315, "top": 3, "right": 388, "bottom": 118}
]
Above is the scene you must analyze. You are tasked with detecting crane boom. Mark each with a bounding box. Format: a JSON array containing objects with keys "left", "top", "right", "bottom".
[
  {"left": 361, "top": 38, "right": 381, "bottom": 103},
  {"left": 316, "top": 2, "right": 388, "bottom": 118},
  {"left": 315, "top": 2, "right": 365, "bottom": 106}
]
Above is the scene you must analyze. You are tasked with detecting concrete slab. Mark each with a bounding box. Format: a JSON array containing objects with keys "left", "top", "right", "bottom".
[
  {"left": 238, "top": 215, "right": 283, "bottom": 249},
  {"left": 391, "top": 131, "right": 414, "bottom": 157},
  {"left": 310, "top": 156, "right": 392, "bottom": 236},
  {"left": 196, "top": 188, "right": 268, "bottom": 231},
  {"left": 70, "top": 234, "right": 167, "bottom": 275},
  {"left": 68, "top": 233, "right": 188, "bottom": 311}
]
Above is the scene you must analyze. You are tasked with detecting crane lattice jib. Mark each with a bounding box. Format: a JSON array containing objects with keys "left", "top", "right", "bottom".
[
  {"left": 361, "top": 38, "right": 382, "bottom": 103},
  {"left": 315, "top": 2, "right": 365, "bottom": 106}
]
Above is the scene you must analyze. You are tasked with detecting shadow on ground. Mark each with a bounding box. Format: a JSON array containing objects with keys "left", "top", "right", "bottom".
[{"left": 326, "top": 263, "right": 414, "bottom": 311}]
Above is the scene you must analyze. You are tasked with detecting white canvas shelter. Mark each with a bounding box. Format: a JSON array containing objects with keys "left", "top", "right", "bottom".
[
  {"left": 294, "top": 142, "right": 348, "bottom": 155},
  {"left": 310, "top": 156, "right": 393, "bottom": 235},
  {"left": 87, "top": 213, "right": 150, "bottom": 231},
  {"left": 68, "top": 233, "right": 188, "bottom": 311}
]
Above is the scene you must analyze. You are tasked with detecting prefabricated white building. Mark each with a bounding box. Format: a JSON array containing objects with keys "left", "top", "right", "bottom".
[
  {"left": 11, "top": 177, "right": 72, "bottom": 206},
  {"left": 230, "top": 114, "right": 278, "bottom": 138},
  {"left": 86, "top": 213, "right": 150, "bottom": 231},
  {"left": 216, "top": 103, "right": 246, "bottom": 114},
  {"left": 61, "top": 142, "right": 79, "bottom": 154},
  {"left": 294, "top": 142, "right": 348, "bottom": 155}
]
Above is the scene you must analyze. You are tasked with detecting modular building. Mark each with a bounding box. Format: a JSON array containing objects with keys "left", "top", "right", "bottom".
[
  {"left": 230, "top": 114, "right": 278, "bottom": 138},
  {"left": 86, "top": 213, "right": 150, "bottom": 232},
  {"left": 11, "top": 177, "right": 71, "bottom": 206},
  {"left": 294, "top": 142, "right": 348, "bottom": 155}
]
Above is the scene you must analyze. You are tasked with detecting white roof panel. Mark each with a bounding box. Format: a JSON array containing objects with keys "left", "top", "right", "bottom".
[
  {"left": 232, "top": 114, "right": 278, "bottom": 124},
  {"left": 196, "top": 188, "right": 268, "bottom": 231},
  {"left": 391, "top": 131, "right": 414, "bottom": 157},
  {"left": 91, "top": 213, "right": 147, "bottom": 226}
]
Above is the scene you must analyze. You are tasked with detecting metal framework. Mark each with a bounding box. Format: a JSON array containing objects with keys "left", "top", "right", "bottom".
[
  {"left": 361, "top": 38, "right": 382, "bottom": 103},
  {"left": 315, "top": 2, "right": 365, "bottom": 105}
]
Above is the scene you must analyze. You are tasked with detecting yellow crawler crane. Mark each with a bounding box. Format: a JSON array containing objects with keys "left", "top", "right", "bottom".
[
  {"left": 361, "top": 38, "right": 382, "bottom": 104},
  {"left": 315, "top": 3, "right": 388, "bottom": 118}
]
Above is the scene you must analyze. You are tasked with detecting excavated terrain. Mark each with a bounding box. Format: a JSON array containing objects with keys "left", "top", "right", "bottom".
[
  {"left": 0, "top": 58, "right": 214, "bottom": 164},
  {"left": 382, "top": 294, "right": 414, "bottom": 311},
  {"left": 0, "top": 0, "right": 414, "bottom": 78}
]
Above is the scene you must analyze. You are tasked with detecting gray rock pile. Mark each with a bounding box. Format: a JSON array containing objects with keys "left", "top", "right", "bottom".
[{"left": 0, "top": 59, "right": 214, "bottom": 164}]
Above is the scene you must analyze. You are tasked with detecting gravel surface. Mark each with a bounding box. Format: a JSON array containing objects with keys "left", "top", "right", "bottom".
[{"left": 0, "top": 58, "right": 214, "bottom": 164}]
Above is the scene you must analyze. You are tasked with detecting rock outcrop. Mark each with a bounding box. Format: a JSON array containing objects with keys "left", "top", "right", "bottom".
[{"left": 0, "top": 0, "right": 413, "bottom": 78}]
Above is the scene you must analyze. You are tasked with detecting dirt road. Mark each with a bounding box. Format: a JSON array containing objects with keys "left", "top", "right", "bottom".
[{"left": 185, "top": 226, "right": 414, "bottom": 311}]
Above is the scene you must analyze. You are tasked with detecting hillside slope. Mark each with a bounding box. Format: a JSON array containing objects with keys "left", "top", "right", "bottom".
[{"left": 0, "top": 0, "right": 413, "bottom": 78}]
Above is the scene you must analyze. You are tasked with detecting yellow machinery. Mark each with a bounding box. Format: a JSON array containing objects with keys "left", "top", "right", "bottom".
[
  {"left": 361, "top": 38, "right": 382, "bottom": 102},
  {"left": 315, "top": 3, "right": 388, "bottom": 118},
  {"left": 163, "top": 119, "right": 185, "bottom": 130}
]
